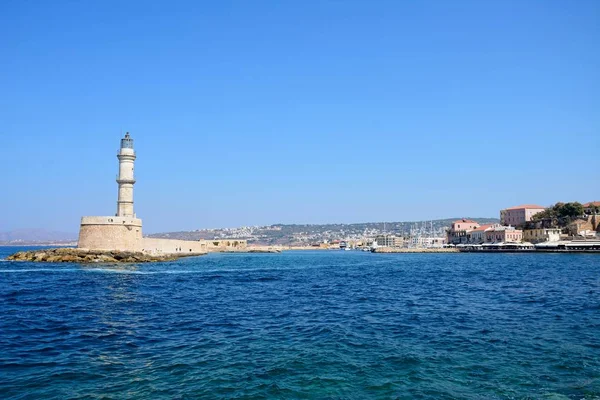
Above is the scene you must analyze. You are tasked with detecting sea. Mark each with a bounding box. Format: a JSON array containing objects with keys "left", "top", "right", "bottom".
[{"left": 1, "top": 247, "right": 599, "bottom": 399}]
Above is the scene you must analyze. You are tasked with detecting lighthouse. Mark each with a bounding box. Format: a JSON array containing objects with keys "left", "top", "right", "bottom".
[
  {"left": 78, "top": 132, "right": 143, "bottom": 252},
  {"left": 116, "top": 132, "right": 136, "bottom": 217},
  {"left": 77, "top": 133, "right": 208, "bottom": 255}
]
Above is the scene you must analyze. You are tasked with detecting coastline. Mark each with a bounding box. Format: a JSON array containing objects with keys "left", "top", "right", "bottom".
[{"left": 6, "top": 248, "right": 205, "bottom": 263}]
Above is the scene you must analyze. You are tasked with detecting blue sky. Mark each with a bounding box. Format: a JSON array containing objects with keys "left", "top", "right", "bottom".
[{"left": 1, "top": 0, "right": 598, "bottom": 233}]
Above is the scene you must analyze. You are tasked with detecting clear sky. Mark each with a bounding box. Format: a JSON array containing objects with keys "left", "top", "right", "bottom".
[{"left": 1, "top": 0, "right": 598, "bottom": 233}]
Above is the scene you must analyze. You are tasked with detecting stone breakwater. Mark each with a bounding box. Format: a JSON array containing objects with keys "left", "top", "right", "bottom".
[
  {"left": 373, "top": 247, "right": 460, "bottom": 253},
  {"left": 6, "top": 248, "right": 204, "bottom": 263},
  {"left": 225, "top": 246, "right": 282, "bottom": 253}
]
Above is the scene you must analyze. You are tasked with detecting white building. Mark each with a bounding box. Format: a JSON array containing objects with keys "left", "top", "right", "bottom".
[{"left": 410, "top": 236, "right": 446, "bottom": 248}]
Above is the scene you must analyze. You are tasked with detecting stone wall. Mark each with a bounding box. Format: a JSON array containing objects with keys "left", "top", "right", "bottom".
[
  {"left": 142, "top": 238, "right": 208, "bottom": 255},
  {"left": 78, "top": 216, "right": 143, "bottom": 251},
  {"left": 567, "top": 217, "right": 596, "bottom": 236},
  {"left": 79, "top": 216, "right": 246, "bottom": 255},
  {"left": 205, "top": 240, "right": 247, "bottom": 252}
]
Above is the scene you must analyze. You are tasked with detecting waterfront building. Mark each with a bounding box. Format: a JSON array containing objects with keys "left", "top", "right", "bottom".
[
  {"left": 447, "top": 219, "right": 480, "bottom": 245},
  {"left": 484, "top": 225, "right": 523, "bottom": 244},
  {"left": 500, "top": 204, "right": 546, "bottom": 227},
  {"left": 375, "top": 234, "right": 402, "bottom": 247},
  {"left": 410, "top": 236, "right": 446, "bottom": 248},
  {"left": 467, "top": 224, "right": 495, "bottom": 244},
  {"left": 523, "top": 228, "right": 562, "bottom": 244}
]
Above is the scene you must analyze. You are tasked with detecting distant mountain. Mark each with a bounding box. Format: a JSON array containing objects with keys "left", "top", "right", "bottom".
[
  {"left": 148, "top": 218, "right": 500, "bottom": 246},
  {"left": 0, "top": 229, "right": 77, "bottom": 244}
]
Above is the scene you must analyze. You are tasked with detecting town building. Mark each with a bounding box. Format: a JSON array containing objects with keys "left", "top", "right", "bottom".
[
  {"left": 410, "top": 236, "right": 446, "bottom": 248},
  {"left": 500, "top": 204, "right": 546, "bottom": 226},
  {"left": 447, "top": 219, "right": 480, "bottom": 245},
  {"left": 484, "top": 225, "right": 523, "bottom": 243},
  {"left": 522, "top": 228, "right": 562, "bottom": 244},
  {"left": 467, "top": 224, "right": 495, "bottom": 244},
  {"left": 375, "top": 234, "right": 402, "bottom": 247}
]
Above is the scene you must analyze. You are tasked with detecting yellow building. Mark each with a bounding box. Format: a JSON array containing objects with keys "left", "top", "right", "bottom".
[{"left": 523, "top": 228, "right": 561, "bottom": 244}]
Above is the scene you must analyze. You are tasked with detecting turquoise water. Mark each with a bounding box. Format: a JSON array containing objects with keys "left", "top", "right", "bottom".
[{"left": 1, "top": 248, "right": 599, "bottom": 399}]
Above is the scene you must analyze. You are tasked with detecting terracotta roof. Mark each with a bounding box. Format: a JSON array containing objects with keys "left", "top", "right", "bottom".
[
  {"left": 471, "top": 224, "right": 493, "bottom": 232},
  {"left": 583, "top": 201, "right": 600, "bottom": 207},
  {"left": 453, "top": 219, "right": 478, "bottom": 224},
  {"left": 504, "top": 204, "right": 546, "bottom": 210}
]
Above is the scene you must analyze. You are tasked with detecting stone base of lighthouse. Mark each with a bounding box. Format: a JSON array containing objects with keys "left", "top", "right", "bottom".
[
  {"left": 77, "top": 216, "right": 209, "bottom": 255},
  {"left": 78, "top": 216, "right": 144, "bottom": 252}
]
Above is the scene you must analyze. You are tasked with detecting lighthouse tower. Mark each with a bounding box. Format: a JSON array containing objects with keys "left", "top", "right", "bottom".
[
  {"left": 77, "top": 133, "right": 143, "bottom": 252},
  {"left": 116, "top": 132, "right": 136, "bottom": 217}
]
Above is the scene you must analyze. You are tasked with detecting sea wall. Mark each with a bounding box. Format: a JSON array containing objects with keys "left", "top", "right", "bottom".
[
  {"left": 142, "top": 238, "right": 208, "bottom": 255},
  {"left": 78, "top": 216, "right": 143, "bottom": 252},
  {"left": 205, "top": 240, "right": 248, "bottom": 252}
]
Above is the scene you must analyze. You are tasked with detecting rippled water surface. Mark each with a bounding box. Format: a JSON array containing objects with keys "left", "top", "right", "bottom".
[{"left": 1, "top": 247, "right": 599, "bottom": 399}]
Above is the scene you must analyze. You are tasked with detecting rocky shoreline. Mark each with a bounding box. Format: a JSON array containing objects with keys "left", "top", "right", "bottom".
[{"left": 6, "top": 248, "right": 204, "bottom": 263}]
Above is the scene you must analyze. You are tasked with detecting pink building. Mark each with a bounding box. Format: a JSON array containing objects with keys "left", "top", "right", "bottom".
[
  {"left": 447, "top": 219, "right": 480, "bottom": 244},
  {"left": 484, "top": 226, "right": 523, "bottom": 243},
  {"left": 500, "top": 204, "right": 545, "bottom": 226},
  {"left": 451, "top": 219, "right": 480, "bottom": 231}
]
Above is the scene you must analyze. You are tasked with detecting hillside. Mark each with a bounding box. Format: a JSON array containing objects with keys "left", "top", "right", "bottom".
[
  {"left": 0, "top": 229, "right": 77, "bottom": 245},
  {"left": 148, "top": 218, "right": 499, "bottom": 246}
]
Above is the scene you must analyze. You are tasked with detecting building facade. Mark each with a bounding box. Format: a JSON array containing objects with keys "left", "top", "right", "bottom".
[
  {"left": 500, "top": 204, "right": 546, "bottom": 226},
  {"left": 447, "top": 219, "right": 480, "bottom": 244},
  {"left": 484, "top": 226, "right": 523, "bottom": 243},
  {"left": 522, "top": 228, "right": 561, "bottom": 244},
  {"left": 410, "top": 236, "right": 447, "bottom": 248},
  {"left": 375, "top": 234, "right": 402, "bottom": 247},
  {"left": 467, "top": 224, "right": 495, "bottom": 244}
]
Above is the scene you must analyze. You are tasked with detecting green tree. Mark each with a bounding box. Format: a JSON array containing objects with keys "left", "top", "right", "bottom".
[
  {"left": 557, "top": 202, "right": 584, "bottom": 218},
  {"left": 532, "top": 208, "right": 553, "bottom": 221}
]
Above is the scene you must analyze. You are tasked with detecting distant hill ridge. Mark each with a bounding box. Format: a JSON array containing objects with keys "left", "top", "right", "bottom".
[{"left": 0, "top": 229, "right": 77, "bottom": 244}]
